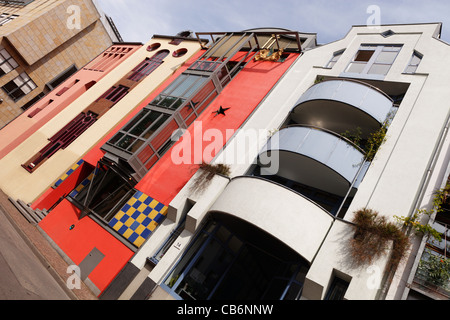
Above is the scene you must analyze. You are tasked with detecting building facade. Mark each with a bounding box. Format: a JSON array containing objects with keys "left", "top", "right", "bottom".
[
  {"left": 1, "top": 22, "right": 450, "bottom": 301},
  {"left": 99, "top": 23, "right": 450, "bottom": 300},
  {"left": 0, "top": 0, "right": 121, "bottom": 128}
]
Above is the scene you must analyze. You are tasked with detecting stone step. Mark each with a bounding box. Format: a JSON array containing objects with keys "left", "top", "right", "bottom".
[{"left": 8, "top": 198, "right": 48, "bottom": 225}]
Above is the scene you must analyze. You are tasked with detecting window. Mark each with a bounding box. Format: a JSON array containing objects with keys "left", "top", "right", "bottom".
[
  {"left": 345, "top": 44, "right": 402, "bottom": 76},
  {"left": 97, "top": 85, "right": 129, "bottom": 104},
  {"left": 108, "top": 109, "right": 170, "bottom": 153},
  {"left": 85, "top": 46, "right": 134, "bottom": 72},
  {"left": 21, "top": 92, "right": 44, "bottom": 111},
  {"left": 46, "top": 65, "right": 77, "bottom": 91},
  {"left": 0, "top": 14, "right": 18, "bottom": 26},
  {"left": 326, "top": 49, "right": 345, "bottom": 68},
  {"left": 0, "top": 0, "right": 34, "bottom": 5},
  {"left": 0, "top": 47, "right": 18, "bottom": 77},
  {"left": 150, "top": 74, "right": 208, "bottom": 110},
  {"left": 404, "top": 51, "right": 423, "bottom": 74},
  {"left": 162, "top": 219, "right": 307, "bottom": 300},
  {"left": 325, "top": 276, "right": 350, "bottom": 300},
  {"left": 381, "top": 30, "right": 395, "bottom": 38},
  {"left": 69, "top": 160, "right": 135, "bottom": 222},
  {"left": 169, "top": 38, "right": 183, "bottom": 46},
  {"left": 2, "top": 72, "right": 37, "bottom": 101},
  {"left": 22, "top": 112, "right": 97, "bottom": 172},
  {"left": 147, "top": 43, "right": 161, "bottom": 52},
  {"left": 27, "top": 98, "right": 53, "bottom": 118},
  {"left": 128, "top": 50, "right": 169, "bottom": 82}
]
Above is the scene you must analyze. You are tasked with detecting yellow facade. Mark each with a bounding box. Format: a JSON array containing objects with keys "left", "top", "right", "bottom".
[
  {"left": 0, "top": 0, "right": 116, "bottom": 127},
  {"left": 0, "top": 35, "right": 204, "bottom": 204}
]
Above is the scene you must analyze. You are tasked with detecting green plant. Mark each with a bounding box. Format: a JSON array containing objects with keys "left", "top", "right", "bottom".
[
  {"left": 340, "top": 123, "right": 387, "bottom": 162},
  {"left": 365, "top": 123, "right": 387, "bottom": 162},
  {"left": 350, "top": 208, "right": 410, "bottom": 268},
  {"left": 314, "top": 76, "right": 325, "bottom": 84},
  {"left": 395, "top": 210, "right": 442, "bottom": 242},
  {"left": 394, "top": 183, "right": 450, "bottom": 242},
  {"left": 418, "top": 250, "right": 450, "bottom": 287},
  {"left": 341, "top": 127, "right": 363, "bottom": 147}
]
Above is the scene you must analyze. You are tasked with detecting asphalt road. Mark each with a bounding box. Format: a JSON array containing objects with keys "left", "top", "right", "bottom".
[{"left": 0, "top": 207, "right": 71, "bottom": 300}]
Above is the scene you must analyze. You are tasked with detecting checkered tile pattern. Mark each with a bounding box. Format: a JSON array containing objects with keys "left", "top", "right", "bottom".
[
  {"left": 108, "top": 191, "right": 168, "bottom": 248},
  {"left": 68, "top": 168, "right": 98, "bottom": 198},
  {"left": 54, "top": 160, "right": 84, "bottom": 188}
]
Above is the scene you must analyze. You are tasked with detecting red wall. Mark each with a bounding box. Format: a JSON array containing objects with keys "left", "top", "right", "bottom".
[
  {"left": 32, "top": 161, "right": 94, "bottom": 211},
  {"left": 80, "top": 50, "right": 207, "bottom": 167},
  {"left": 39, "top": 199, "right": 134, "bottom": 294},
  {"left": 35, "top": 50, "right": 205, "bottom": 295},
  {"left": 37, "top": 50, "right": 299, "bottom": 295},
  {"left": 136, "top": 53, "right": 300, "bottom": 204}
]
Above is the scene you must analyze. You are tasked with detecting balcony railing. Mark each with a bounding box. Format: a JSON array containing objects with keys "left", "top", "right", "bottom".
[
  {"left": 258, "top": 125, "right": 368, "bottom": 198},
  {"left": 291, "top": 79, "right": 394, "bottom": 138}
]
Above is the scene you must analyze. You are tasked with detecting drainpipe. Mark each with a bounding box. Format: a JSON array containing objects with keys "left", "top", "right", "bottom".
[{"left": 379, "top": 111, "right": 450, "bottom": 300}]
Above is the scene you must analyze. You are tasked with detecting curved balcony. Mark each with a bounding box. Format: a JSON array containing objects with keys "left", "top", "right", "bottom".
[
  {"left": 291, "top": 79, "right": 393, "bottom": 138},
  {"left": 258, "top": 125, "right": 367, "bottom": 197},
  {"left": 209, "top": 176, "right": 335, "bottom": 263}
]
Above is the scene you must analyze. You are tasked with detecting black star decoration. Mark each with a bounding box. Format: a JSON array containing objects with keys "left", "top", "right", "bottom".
[{"left": 213, "top": 106, "right": 230, "bottom": 117}]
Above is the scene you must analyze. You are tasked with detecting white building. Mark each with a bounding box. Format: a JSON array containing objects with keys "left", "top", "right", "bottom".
[{"left": 102, "top": 23, "right": 450, "bottom": 300}]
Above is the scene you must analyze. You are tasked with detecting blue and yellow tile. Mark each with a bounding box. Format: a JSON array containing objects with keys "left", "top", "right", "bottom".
[
  {"left": 109, "top": 191, "right": 168, "bottom": 248},
  {"left": 68, "top": 168, "right": 98, "bottom": 198},
  {"left": 54, "top": 160, "right": 84, "bottom": 188}
]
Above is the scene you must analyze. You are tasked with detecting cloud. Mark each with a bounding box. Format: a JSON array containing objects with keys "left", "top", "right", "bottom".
[{"left": 97, "top": 0, "right": 450, "bottom": 44}]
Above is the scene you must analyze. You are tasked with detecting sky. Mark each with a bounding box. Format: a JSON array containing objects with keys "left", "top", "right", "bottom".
[{"left": 96, "top": 0, "right": 450, "bottom": 45}]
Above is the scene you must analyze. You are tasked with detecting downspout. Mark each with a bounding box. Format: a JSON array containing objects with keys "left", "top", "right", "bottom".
[{"left": 379, "top": 110, "right": 450, "bottom": 300}]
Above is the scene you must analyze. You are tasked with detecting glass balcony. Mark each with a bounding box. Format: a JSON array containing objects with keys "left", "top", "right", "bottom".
[
  {"left": 291, "top": 79, "right": 394, "bottom": 138},
  {"left": 258, "top": 125, "right": 368, "bottom": 198}
]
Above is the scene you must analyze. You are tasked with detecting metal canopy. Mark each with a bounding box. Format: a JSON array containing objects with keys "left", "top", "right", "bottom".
[{"left": 195, "top": 30, "right": 303, "bottom": 54}]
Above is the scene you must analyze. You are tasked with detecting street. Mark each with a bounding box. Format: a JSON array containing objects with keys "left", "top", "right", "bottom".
[{"left": 0, "top": 207, "right": 71, "bottom": 300}]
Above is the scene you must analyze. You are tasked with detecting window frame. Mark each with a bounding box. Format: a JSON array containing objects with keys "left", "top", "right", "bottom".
[
  {"left": 325, "top": 276, "right": 350, "bottom": 300},
  {"left": 404, "top": 50, "right": 423, "bottom": 74},
  {"left": 344, "top": 44, "right": 402, "bottom": 77},
  {"left": 325, "top": 49, "right": 345, "bottom": 69},
  {"left": 2, "top": 72, "right": 37, "bottom": 102},
  {"left": 128, "top": 50, "right": 170, "bottom": 82},
  {"left": 0, "top": 47, "right": 18, "bottom": 77}
]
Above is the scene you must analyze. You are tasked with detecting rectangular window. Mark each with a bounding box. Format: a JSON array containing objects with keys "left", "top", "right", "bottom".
[
  {"left": 404, "top": 51, "right": 423, "bottom": 74},
  {"left": 0, "top": 47, "right": 18, "bottom": 77},
  {"left": 84, "top": 46, "right": 133, "bottom": 72},
  {"left": 46, "top": 65, "right": 77, "bottom": 91},
  {"left": 325, "top": 276, "right": 350, "bottom": 300},
  {"left": 2, "top": 72, "right": 37, "bottom": 101},
  {"left": 96, "top": 85, "right": 129, "bottom": 104},
  {"left": 150, "top": 74, "right": 208, "bottom": 110},
  {"left": 21, "top": 91, "right": 45, "bottom": 111},
  {"left": 345, "top": 44, "right": 402, "bottom": 76},
  {"left": 22, "top": 112, "right": 97, "bottom": 172},
  {"left": 326, "top": 49, "right": 345, "bottom": 69},
  {"left": 0, "top": 14, "right": 18, "bottom": 26},
  {"left": 108, "top": 109, "right": 170, "bottom": 153},
  {"left": 128, "top": 57, "right": 162, "bottom": 82}
]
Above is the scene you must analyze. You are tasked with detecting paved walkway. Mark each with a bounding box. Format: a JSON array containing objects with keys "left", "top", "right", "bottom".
[{"left": 0, "top": 189, "right": 97, "bottom": 300}]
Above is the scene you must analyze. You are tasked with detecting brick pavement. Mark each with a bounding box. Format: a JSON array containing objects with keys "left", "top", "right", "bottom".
[{"left": 0, "top": 189, "right": 97, "bottom": 300}]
